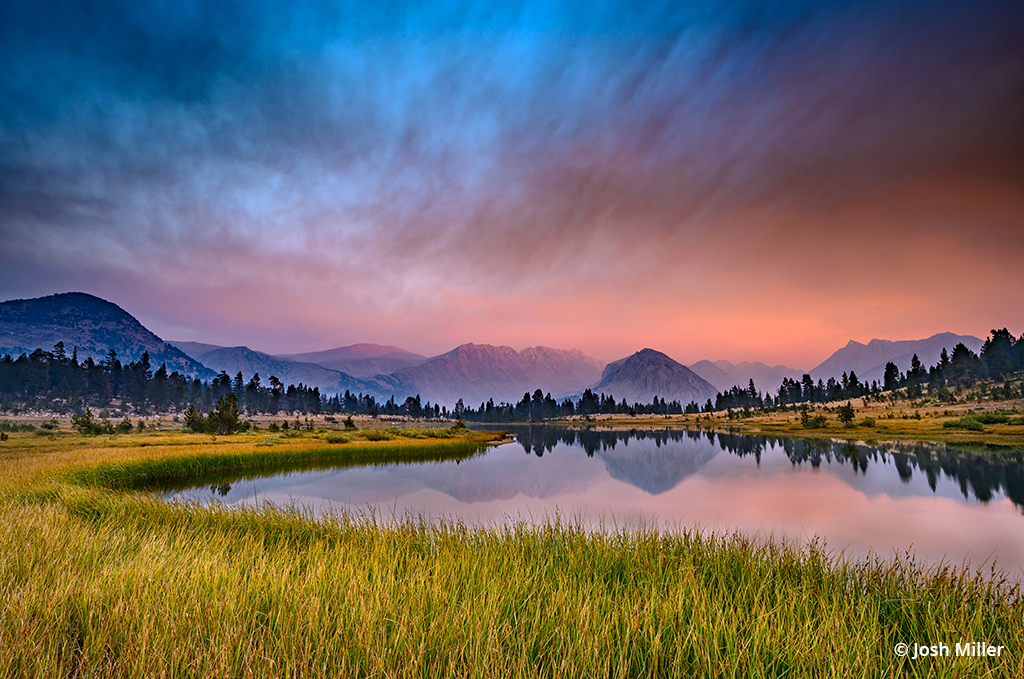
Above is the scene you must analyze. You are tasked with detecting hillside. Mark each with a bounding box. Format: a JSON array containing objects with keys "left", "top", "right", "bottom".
[
  {"left": 590, "top": 349, "right": 718, "bottom": 406},
  {"left": 810, "top": 333, "right": 984, "bottom": 383},
  {"left": 0, "top": 292, "right": 211, "bottom": 377}
]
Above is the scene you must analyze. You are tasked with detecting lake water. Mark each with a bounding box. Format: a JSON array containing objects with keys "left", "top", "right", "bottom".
[{"left": 165, "top": 425, "right": 1024, "bottom": 577}]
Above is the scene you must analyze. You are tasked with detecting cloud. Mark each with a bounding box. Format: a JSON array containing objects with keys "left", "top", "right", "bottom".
[{"left": 1, "top": 0, "right": 1022, "bottom": 360}]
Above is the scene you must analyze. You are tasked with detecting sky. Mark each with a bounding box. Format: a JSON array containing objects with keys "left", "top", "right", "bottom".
[{"left": 1, "top": 0, "right": 1022, "bottom": 369}]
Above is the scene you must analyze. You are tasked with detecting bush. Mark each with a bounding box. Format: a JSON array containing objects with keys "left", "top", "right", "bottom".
[
  {"left": 858, "top": 417, "right": 876, "bottom": 427},
  {"left": 363, "top": 429, "right": 395, "bottom": 441},
  {"left": 0, "top": 420, "right": 36, "bottom": 433},
  {"left": 973, "top": 412, "right": 1010, "bottom": 424},
  {"left": 71, "top": 409, "right": 107, "bottom": 436},
  {"left": 343, "top": 416, "right": 357, "bottom": 430},
  {"left": 942, "top": 417, "right": 984, "bottom": 431},
  {"left": 802, "top": 415, "right": 828, "bottom": 429},
  {"left": 324, "top": 433, "right": 350, "bottom": 444},
  {"left": 0, "top": 432, "right": 7, "bottom": 441}
]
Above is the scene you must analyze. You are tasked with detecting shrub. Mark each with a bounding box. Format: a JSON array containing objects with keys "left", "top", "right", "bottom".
[
  {"left": 0, "top": 421, "right": 36, "bottom": 433},
  {"left": 803, "top": 416, "right": 828, "bottom": 429},
  {"left": 942, "top": 417, "right": 984, "bottom": 431},
  {"left": 324, "top": 433, "right": 350, "bottom": 444},
  {"left": 858, "top": 417, "right": 876, "bottom": 427},
  {"left": 973, "top": 412, "right": 1010, "bottom": 425},
  {"left": 343, "top": 416, "right": 357, "bottom": 430},
  {"left": 363, "top": 429, "right": 395, "bottom": 441},
  {"left": 71, "top": 409, "right": 107, "bottom": 436}
]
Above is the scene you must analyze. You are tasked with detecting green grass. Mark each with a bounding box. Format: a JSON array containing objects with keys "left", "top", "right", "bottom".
[
  {"left": 62, "top": 439, "right": 486, "bottom": 491},
  {"left": 1, "top": 428, "right": 1023, "bottom": 677}
]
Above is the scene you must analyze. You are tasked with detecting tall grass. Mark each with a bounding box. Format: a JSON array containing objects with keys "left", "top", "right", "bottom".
[
  {"left": 63, "top": 439, "right": 487, "bottom": 491},
  {"left": 1, "top": 429, "right": 1022, "bottom": 677}
]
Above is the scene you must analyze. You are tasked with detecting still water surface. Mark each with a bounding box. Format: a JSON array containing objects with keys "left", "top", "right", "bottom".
[{"left": 166, "top": 426, "right": 1024, "bottom": 575}]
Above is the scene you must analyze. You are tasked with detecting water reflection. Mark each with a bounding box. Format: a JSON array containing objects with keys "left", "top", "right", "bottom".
[
  {"left": 486, "top": 425, "right": 1024, "bottom": 510},
  {"left": 168, "top": 426, "right": 1024, "bottom": 574}
]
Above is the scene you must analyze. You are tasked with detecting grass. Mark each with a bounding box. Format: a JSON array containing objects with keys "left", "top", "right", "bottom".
[
  {"left": 1, "top": 425, "right": 1023, "bottom": 677},
  {"left": 588, "top": 399, "right": 1024, "bottom": 447}
]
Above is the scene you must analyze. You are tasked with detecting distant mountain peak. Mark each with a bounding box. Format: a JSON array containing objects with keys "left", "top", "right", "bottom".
[{"left": 591, "top": 348, "right": 717, "bottom": 405}]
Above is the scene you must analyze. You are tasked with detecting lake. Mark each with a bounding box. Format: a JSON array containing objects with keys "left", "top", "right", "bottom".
[{"left": 165, "top": 425, "right": 1024, "bottom": 577}]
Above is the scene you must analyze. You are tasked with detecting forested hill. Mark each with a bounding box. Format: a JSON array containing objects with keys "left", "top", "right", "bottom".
[{"left": 0, "top": 292, "right": 212, "bottom": 378}]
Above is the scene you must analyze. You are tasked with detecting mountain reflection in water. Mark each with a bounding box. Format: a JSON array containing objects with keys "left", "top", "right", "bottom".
[
  {"left": 167, "top": 426, "right": 1024, "bottom": 574},
  {"left": 495, "top": 425, "right": 1024, "bottom": 509}
]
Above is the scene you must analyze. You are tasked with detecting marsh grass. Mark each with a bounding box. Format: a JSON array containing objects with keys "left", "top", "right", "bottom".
[{"left": 1, "top": 428, "right": 1023, "bottom": 677}]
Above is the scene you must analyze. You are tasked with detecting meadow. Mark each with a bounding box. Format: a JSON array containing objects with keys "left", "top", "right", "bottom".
[{"left": 2, "top": 423, "right": 1022, "bottom": 677}]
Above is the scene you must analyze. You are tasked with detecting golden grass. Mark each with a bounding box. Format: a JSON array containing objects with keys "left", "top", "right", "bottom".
[{"left": 1, "top": 426, "right": 1023, "bottom": 677}]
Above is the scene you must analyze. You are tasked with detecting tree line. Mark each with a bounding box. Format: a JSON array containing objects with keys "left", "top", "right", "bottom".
[
  {"left": 2, "top": 328, "right": 1019, "bottom": 422},
  {"left": 707, "top": 329, "right": 1023, "bottom": 414}
]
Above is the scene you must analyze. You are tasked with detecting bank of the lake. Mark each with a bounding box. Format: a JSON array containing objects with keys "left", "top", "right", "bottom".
[
  {"left": 1, "top": 426, "right": 1022, "bottom": 678},
  {"left": 570, "top": 399, "right": 1024, "bottom": 448}
]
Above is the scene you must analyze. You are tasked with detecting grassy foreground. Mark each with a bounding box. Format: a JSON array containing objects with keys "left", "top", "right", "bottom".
[{"left": 2, "top": 427, "right": 1023, "bottom": 677}]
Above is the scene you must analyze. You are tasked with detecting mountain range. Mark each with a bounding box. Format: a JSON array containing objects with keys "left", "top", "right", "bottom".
[
  {"left": 275, "top": 344, "right": 427, "bottom": 378},
  {"left": 0, "top": 292, "right": 989, "bottom": 407},
  {"left": 381, "top": 343, "right": 605, "bottom": 407},
  {"left": 689, "top": 359, "right": 805, "bottom": 394},
  {"left": 809, "top": 332, "right": 985, "bottom": 384}
]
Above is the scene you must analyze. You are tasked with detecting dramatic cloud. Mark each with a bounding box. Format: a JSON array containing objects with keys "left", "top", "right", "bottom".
[{"left": 2, "top": 0, "right": 1022, "bottom": 365}]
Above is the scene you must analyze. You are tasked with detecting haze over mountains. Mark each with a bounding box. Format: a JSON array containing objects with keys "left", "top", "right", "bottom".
[
  {"left": 808, "top": 333, "right": 985, "bottom": 384},
  {"left": 689, "top": 360, "right": 805, "bottom": 394},
  {"left": 276, "top": 345, "right": 427, "bottom": 378},
  {"left": 383, "top": 343, "right": 604, "bottom": 407},
  {"left": 0, "top": 292, "right": 989, "bottom": 408},
  {"left": 170, "top": 343, "right": 380, "bottom": 397}
]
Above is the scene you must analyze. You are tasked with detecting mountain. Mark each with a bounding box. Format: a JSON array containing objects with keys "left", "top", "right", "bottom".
[
  {"left": 276, "top": 344, "right": 427, "bottom": 378},
  {"left": 810, "top": 332, "right": 985, "bottom": 383},
  {"left": 186, "top": 345, "right": 384, "bottom": 397},
  {"left": 168, "top": 340, "right": 226, "bottom": 360},
  {"left": 709, "top": 360, "right": 805, "bottom": 395},
  {"left": 387, "top": 343, "right": 604, "bottom": 407},
  {"left": 590, "top": 349, "right": 718, "bottom": 406},
  {"left": 688, "top": 360, "right": 741, "bottom": 392},
  {"left": 0, "top": 292, "right": 212, "bottom": 377},
  {"left": 596, "top": 435, "right": 718, "bottom": 495}
]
